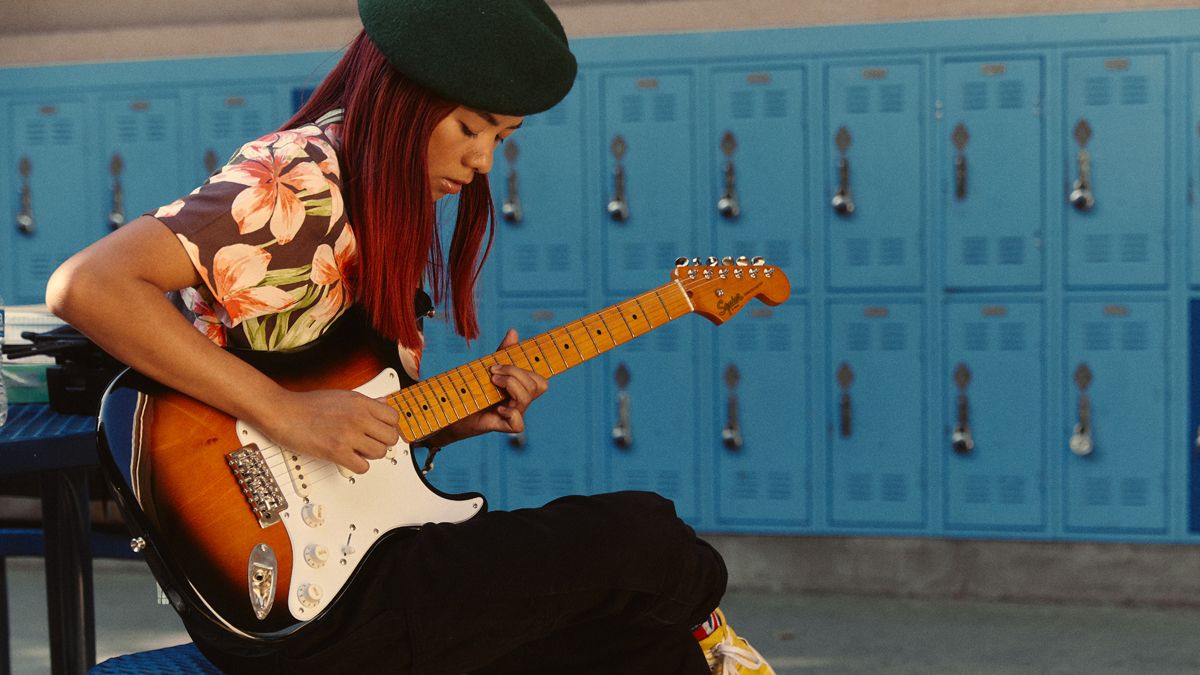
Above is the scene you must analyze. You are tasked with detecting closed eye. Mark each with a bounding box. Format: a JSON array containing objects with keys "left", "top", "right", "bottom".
[{"left": 460, "top": 122, "right": 480, "bottom": 139}]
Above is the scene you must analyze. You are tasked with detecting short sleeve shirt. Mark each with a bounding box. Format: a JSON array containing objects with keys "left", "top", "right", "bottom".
[{"left": 150, "top": 112, "right": 423, "bottom": 380}]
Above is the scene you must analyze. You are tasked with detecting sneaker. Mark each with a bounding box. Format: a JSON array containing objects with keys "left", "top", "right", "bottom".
[{"left": 696, "top": 608, "right": 776, "bottom": 674}]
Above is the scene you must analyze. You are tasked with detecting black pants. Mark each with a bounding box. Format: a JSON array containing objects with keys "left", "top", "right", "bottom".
[{"left": 191, "top": 491, "right": 727, "bottom": 674}]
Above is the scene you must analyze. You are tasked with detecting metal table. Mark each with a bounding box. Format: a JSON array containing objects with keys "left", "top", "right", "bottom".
[{"left": 0, "top": 403, "right": 99, "bottom": 674}]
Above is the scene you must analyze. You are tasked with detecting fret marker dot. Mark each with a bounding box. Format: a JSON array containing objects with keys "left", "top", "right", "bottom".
[
  {"left": 534, "top": 356, "right": 541, "bottom": 362},
  {"left": 440, "top": 397, "right": 447, "bottom": 403},
  {"left": 460, "top": 388, "right": 467, "bottom": 394},
  {"left": 563, "top": 344, "right": 571, "bottom": 350},
  {"left": 422, "top": 405, "right": 428, "bottom": 410}
]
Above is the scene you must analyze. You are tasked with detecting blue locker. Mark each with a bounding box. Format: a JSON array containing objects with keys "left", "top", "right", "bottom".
[
  {"left": 827, "top": 301, "right": 925, "bottom": 527},
  {"left": 492, "top": 81, "right": 588, "bottom": 297},
  {"left": 7, "top": 99, "right": 94, "bottom": 304},
  {"left": 710, "top": 66, "right": 808, "bottom": 290},
  {"left": 714, "top": 301, "right": 810, "bottom": 527},
  {"left": 600, "top": 71, "right": 698, "bottom": 295},
  {"left": 1063, "top": 52, "right": 1168, "bottom": 288},
  {"left": 824, "top": 61, "right": 925, "bottom": 290},
  {"left": 192, "top": 88, "right": 280, "bottom": 186},
  {"left": 1064, "top": 300, "right": 1167, "bottom": 533},
  {"left": 1191, "top": 52, "right": 1200, "bottom": 288},
  {"left": 601, "top": 311, "right": 700, "bottom": 522},
  {"left": 494, "top": 302, "right": 592, "bottom": 510},
  {"left": 940, "top": 57, "right": 1045, "bottom": 290},
  {"left": 100, "top": 94, "right": 184, "bottom": 227},
  {"left": 943, "top": 301, "right": 1046, "bottom": 531}
]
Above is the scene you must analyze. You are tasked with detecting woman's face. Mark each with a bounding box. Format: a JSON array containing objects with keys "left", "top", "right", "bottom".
[{"left": 428, "top": 106, "right": 524, "bottom": 200}]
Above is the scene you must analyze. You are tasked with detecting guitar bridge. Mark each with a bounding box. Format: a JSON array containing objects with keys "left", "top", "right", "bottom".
[{"left": 227, "top": 444, "right": 288, "bottom": 528}]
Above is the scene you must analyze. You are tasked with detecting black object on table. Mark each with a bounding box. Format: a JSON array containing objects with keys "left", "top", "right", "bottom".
[{"left": 0, "top": 403, "right": 100, "bottom": 674}]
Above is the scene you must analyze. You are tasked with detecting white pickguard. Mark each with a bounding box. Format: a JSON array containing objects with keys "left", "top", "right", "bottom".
[{"left": 235, "top": 368, "right": 484, "bottom": 621}]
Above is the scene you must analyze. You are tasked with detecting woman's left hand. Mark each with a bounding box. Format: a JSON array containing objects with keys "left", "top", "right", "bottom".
[{"left": 424, "top": 328, "right": 549, "bottom": 446}]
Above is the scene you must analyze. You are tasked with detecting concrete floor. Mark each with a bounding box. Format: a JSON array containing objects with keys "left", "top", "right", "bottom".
[{"left": 8, "top": 557, "right": 1200, "bottom": 674}]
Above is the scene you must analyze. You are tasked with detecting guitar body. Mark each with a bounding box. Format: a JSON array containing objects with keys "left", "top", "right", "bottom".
[{"left": 98, "top": 320, "right": 485, "bottom": 639}]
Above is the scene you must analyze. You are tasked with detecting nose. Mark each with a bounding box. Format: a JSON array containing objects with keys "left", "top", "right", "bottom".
[{"left": 467, "top": 146, "right": 493, "bottom": 175}]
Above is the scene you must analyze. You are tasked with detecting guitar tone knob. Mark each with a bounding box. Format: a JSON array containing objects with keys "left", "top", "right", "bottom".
[
  {"left": 297, "top": 583, "right": 323, "bottom": 608},
  {"left": 303, "top": 544, "right": 329, "bottom": 569},
  {"left": 301, "top": 503, "right": 325, "bottom": 528}
]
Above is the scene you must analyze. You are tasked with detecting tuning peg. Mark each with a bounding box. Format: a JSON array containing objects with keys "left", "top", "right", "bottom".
[
  {"left": 707, "top": 256, "right": 719, "bottom": 266},
  {"left": 751, "top": 256, "right": 765, "bottom": 266},
  {"left": 691, "top": 257, "right": 701, "bottom": 266},
  {"left": 722, "top": 256, "right": 733, "bottom": 265},
  {"left": 675, "top": 257, "right": 688, "bottom": 267},
  {"left": 736, "top": 256, "right": 749, "bottom": 266}
]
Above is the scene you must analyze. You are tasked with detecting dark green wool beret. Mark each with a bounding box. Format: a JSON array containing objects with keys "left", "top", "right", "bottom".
[{"left": 357, "top": 0, "right": 577, "bottom": 116}]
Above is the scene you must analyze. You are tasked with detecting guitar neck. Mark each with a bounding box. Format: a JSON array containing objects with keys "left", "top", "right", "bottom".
[{"left": 386, "top": 281, "right": 695, "bottom": 443}]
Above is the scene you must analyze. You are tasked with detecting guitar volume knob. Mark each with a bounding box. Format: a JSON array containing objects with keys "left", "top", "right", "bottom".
[
  {"left": 301, "top": 503, "right": 325, "bottom": 528},
  {"left": 303, "top": 544, "right": 329, "bottom": 569}
]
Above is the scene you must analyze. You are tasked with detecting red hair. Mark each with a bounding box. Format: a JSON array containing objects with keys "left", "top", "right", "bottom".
[{"left": 281, "top": 31, "right": 494, "bottom": 349}]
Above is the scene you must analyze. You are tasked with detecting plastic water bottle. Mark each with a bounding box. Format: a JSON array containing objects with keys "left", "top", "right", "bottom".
[{"left": 0, "top": 293, "right": 7, "bottom": 427}]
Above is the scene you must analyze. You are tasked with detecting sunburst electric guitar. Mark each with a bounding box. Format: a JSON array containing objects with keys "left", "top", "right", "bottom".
[{"left": 97, "top": 258, "right": 790, "bottom": 640}]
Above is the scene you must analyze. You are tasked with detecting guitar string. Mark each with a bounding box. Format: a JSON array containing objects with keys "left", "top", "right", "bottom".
[{"left": 248, "top": 270, "right": 772, "bottom": 489}]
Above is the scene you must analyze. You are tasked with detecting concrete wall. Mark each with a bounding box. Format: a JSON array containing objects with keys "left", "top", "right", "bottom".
[{"left": 3, "top": 0, "right": 1199, "bottom": 67}]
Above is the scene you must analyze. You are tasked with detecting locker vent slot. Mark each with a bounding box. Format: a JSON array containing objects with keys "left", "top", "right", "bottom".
[
  {"left": 23, "top": 119, "right": 47, "bottom": 146},
  {"left": 845, "top": 85, "right": 870, "bottom": 114},
  {"left": 620, "top": 242, "right": 647, "bottom": 271},
  {"left": 1120, "top": 477, "right": 1149, "bottom": 506},
  {"left": 517, "top": 470, "right": 545, "bottom": 497},
  {"left": 767, "top": 324, "right": 791, "bottom": 352},
  {"left": 965, "top": 475, "right": 990, "bottom": 504},
  {"left": 655, "top": 470, "right": 682, "bottom": 498},
  {"left": 1120, "top": 76, "right": 1149, "bottom": 105},
  {"left": 766, "top": 472, "right": 792, "bottom": 501},
  {"left": 998, "top": 322, "right": 1027, "bottom": 352},
  {"left": 1085, "top": 477, "right": 1112, "bottom": 506},
  {"left": 847, "top": 473, "right": 872, "bottom": 501},
  {"left": 997, "top": 476, "right": 1027, "bottom": 504},
  {"left": 620, "top": 94, "right": 644, "bottom": 123},
  {"left": 1084, "top": 235, "right": 1112, "bottom": 263},
  {"left": 1084, "top": 321, "right": 1113, "bottom": 351},
  {"left": 1120, "top": 322, "right": 1148, "bottom": 352},
  {"left": 962, "top": 81, "right": 988, "bottom": 111},
  {"left": 733, "top": 471, "right": 759, "bottom": 500},
  {"left": 846, "top": 239, "right": 871, "bottom": 267},
  {"left": 549, "top": 469, "right": 575, "bottom": 495},
  {"left": 880, "top": 473, "right": 907, "bottom": 502},
  {"left": 880, "top": 323, "right": 907, "bottom": 351},
  {"left": 1084, "top": 77, "right": 1112, "bottom": 106},
  {"left": 964, "top": 322, "right": 989, "bottom": 351},
  {"left": 847, "top": 323, "right": 871, "bottom": 351},
  {"left": 52, "top": 118, "right": 75, "bottom": 144},
  {"left": 516, "top": 245, "right": 539, "bottom": 271},
  {"left": 764, "top": 89, "right": 788, "bottom": 118},
  {"left": 623, "top": 471, "right": 651, "bottom": 491},
  {"left": 879, "top": 238, "right": 905, "bottom": 266},
  {"left": 998, "top": 80, "right": 1026, "bottom": 109},
  {"left": 546, "top": 244, "right": 571, "bottom": 272},
  {"left": 962, "top": 237, "right": 988, "bottom": 266},
  {"left": 116, "top": 116, "right": 139, "bottom": 143},
  {"left": 731, "top": 91, "right": 754, "bottom": 119},
  {"left": 652, "top": 94, "right": 677, "bottom": 123},
  {"left": 211, "top": 110, "right": 234, "bottom": 138},
  {"left": 997, "top": 237, "right": 1025, "bottom": 265},
  {"left": 879, "top": 84, "right": 905, "bottom": 113},
  {"left": 440, "top": 467, "right": 471, "bottom": 494},
  {"left": 735, "top": 324, "right": 757, "bottom": 351},
  {"left": 241, "top": 109, "right": 264, "bottom": 136},
  {"left": 1120, "top": 234, "right": 1149, "bottom": 263}
]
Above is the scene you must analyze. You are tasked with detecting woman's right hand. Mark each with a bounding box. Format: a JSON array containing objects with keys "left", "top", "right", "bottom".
[{"left": 256, "top": 389, "right": 401, "bottom": 474}]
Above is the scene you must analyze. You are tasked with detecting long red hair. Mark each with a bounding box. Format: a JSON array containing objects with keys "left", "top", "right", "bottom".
[{"left": 281, "top": 31, "right": 494, "bottom": 349}]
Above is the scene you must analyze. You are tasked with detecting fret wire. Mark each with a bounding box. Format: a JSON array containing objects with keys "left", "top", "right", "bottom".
[
  {"left": 429, "top": 372, "right": 469, "bottom": 421},
  {"left": 581, "top": 314, "right": 616, "bottom": 352},
  {"left": 396, "top": 387, "right": 433, "bottom": 438},
  {"left": 651, "top": 287, "right": 678, "bottom": 320},
  {"left": 514, "top": 339, "right": 552, "bottom": 379},
  {"left": 412, "top": 381, "right": 450, "bottom": 430},
  {"left": 526, "top": 338, "right": 557, "bottom": 376},
  {"left": 598, "top": 307, "right": 631, "bottom": 345},
  {"left": 537, "top": 332, "right": 569, "bottom": 372},
  {"left": 387, "top": 396, "right": 421, "bottom": 441},
  {"left": 556, "top": 322, "right": 585, "bottom": 365},
  {"left": 447, "top": 365, "right": 484, "bottom": 414},
  {"left": 450, "top": 362, "right": 490, "bottom": 411},
  {"left": 572, "top": 317, "right": 602, "bottom": 356}
]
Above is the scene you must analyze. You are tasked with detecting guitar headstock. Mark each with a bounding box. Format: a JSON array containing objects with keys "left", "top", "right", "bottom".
[{"left": 672, "top": 256, "right": 791, "bottom": 325}]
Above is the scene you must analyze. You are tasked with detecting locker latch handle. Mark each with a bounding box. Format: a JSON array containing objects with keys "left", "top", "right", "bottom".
[
  {"left": 952, "top": 123, "right": 969, "bottom": 201},
  {"left": 717, "top": 131, "right": 741, "bottom": 220},
  {"left": 1069, "top": 118, "right": 1096, "bottom": 211},
  {"left": 612, "top": 363, "right": 633, "bottom": 449},
  {"left": 607, "top": 135, "right": 630, "bottom": 222},
  {"left": 1070, "top": 363, "right": 1095, "bottom": 457},
  {"left": 951, "top": 362, "right": 975, "bottom": 454},
  {"left": 501, "top": 140, "right": 523, "bottom": 224},
  {"left": 203, "top": 148, "right": 219, "bottom": 177},
  {"left": 108, "top": 152, "right": 126, "bottom": 229},
  {"left": 831, "top": 126, "right": 856, "bottom": 216},
  {"left": 721, "top": 363, "right": 743, "bottom": 450},
  {"left": 16, "top": 155, "right": 34, "bottom": 235},
  {"left": 836, "top": 361, "right": 854, "bottom": 437}
]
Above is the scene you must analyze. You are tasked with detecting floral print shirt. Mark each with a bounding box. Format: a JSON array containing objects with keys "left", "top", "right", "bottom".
[{"left": 151, "top": 112, "right": 423, "bottom": 380}]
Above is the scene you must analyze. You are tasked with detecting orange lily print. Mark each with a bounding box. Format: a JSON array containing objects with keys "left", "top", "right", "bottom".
[
  {"left": 212, "top": 130, "right": 328, "bottom": 244},
  {"left": 308, "top": 222, "right": 358, "bottom": 326},
  {"left": 210, "top": 242, "right": 298, "bottom": 327},
  {"left": 180, "top": 286, "right": 229, "bottom": 347}
]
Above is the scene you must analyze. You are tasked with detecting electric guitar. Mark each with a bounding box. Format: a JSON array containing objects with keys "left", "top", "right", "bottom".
[{"left": 97, "top": 258, "right": 790, "bottom": 640}]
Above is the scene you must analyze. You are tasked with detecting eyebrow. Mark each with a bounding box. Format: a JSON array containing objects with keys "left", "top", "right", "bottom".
[{"left": 475, "top": 110, "right": 523, "bottom": 131}]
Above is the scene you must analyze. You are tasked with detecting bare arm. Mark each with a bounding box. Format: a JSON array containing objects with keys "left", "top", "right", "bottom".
[{"left": 45, "top": 215, "right": 398, "bottom": 473}]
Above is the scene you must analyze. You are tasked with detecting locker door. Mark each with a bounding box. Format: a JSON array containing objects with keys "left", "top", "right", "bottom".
[
  {"left": 419, "top": 314, "right": 494, "bottom": 508},
  {"left": 714, "top": 302, "right": 810, "bottom": 527},
  {"left": 1063, "top": 53, "right": 1168, "bottom": 288},
  {"left": 7, "top": 100, "right": 93, "bottom": 304},
  {"left": 1064, "top": 300, "right": 1167, "bottom": 533},
  {"left": 100, "top": 95, "right": 183, "bottom": 229},
  {"left": 1190, "top": 52, "right": 1200, "bottom": 288},
  {"left": 495, "top": 303, "right": 591, "bottom": 510},
  {"left": 602, "top": 314, "right": 700, "bottom": 522},
  {"left": 824, "top": 62, "right": 924, "bottom": 290},
  {"left": 940, "top": 58, "right": 1045, "bottom": 290},
  {"left": 828, "top": 302, "right": 925, "bottom": 527},
  {"left": 193, "top": 89, "right": 279, "bottom": 185},
  {"left": 492, "top": 83, "right": 588, "bottom": 297},
  {"left": 944, "top": 301, "right": 1046, "bottom": 531},
  {"left": 711, "top": 66, "right": 807, "bottom": 290},
  {"left": 600, "top": 71, "right": 697, "bottom": 295}
]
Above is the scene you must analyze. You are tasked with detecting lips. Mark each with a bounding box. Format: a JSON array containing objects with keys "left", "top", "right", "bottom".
[{"left": 439, "top": 177, "right": 465, "bottom": 195}]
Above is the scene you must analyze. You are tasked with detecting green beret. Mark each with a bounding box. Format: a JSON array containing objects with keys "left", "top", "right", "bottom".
[{"left": 357, "top": 0, "right": 577, "bottom": 116}]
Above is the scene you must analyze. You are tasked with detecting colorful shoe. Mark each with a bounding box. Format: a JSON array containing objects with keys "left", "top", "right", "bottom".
[{"left": 695, "top": 608, "right": 776, "bottom": 674}]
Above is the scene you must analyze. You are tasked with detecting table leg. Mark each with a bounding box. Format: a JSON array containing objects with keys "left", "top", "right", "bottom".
[{"left": 41, "top": 469, "right": 94, "bottom": 674}]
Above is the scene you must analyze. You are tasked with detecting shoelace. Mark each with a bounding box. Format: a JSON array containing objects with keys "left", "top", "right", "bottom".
[{"left": 711, "top": 632, "right": 763, "bottom": 675}]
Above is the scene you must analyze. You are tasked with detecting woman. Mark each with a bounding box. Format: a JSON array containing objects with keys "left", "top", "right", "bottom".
[{"left": 46, "top": 1, "right": 773, "bottom": 673}]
